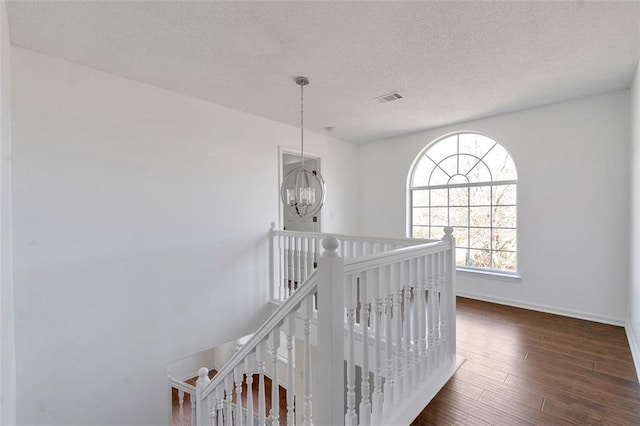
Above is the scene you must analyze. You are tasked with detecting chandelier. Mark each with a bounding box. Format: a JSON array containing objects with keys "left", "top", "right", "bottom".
[{"left": 280, "top": 77, "right": 326, "bottom": 219}]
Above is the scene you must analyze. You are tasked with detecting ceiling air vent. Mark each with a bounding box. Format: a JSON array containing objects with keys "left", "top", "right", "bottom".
[{"left": 375, "top": 92, "right": 403, "bottom": 103}]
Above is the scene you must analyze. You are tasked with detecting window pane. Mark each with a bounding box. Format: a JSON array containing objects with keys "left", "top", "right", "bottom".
[
  {"left": 466, "top": 160, "right": 492, "bottom": 183},
  {"left": 412, "top": 190, "right": 429, "bottom": 207},
  {"left": 493, "top": 184, "right": 516, "bottom": 205},
  {"left": 428, "top": 166, "right": 450, "bottom": 186},
  {"left": 430, "top": 207, "right": 448, "bottom": 226},
  {"left": 439, "top": 156, "right": 458, "bottom": 177},
  {"left": 493, "top": 206, "right": 516, "bottom": 228},
  {"left": 470, "top": 207, "right": 491, "bottom": 227},
  {"left": 469, "top": 249, "right": 491, "bottom": 268},
  {"left": 430, "top": 189, "right": 448, "bottom": 207},
  {"left": 449, "top": 186, "right": 468, "bottom": 206},
  {"left": 483, "top": 144, "right": 517, "bottom": 181},
  {"left": 412, "top": 225, "right": 429, "bottom": 239},
  {"left": 413, "top": 208, "right": 430, "bottom": 226},
  {"left": 459, "top": 133, "right": 495, "bottom": 159},
  {"left": 458, "top": 153, "right": 480, "bottom": 176},
  {"left": 450, "top": 207, "right": 468, "bottom": 227},
  {"left": 429, "top": 226, "right": 446, "bottom": 240},
  {"left": 469, "top": 227, "right": 491, "bottom": 250},
  {"left": 493, "top": 228, "right": 516, "bottom": 251},
  {"left": 456, "top": 248, "right": 469, "bottom": 267},
  {"left": 452, "top": 227, "right": 468, "bottom": 248},
  {"left": 492, "top": 250, "right": 516, "bottom": 271},
  {"left": 426, "top": 135, "right": 458, "bottom": 163},
  {"left": 412, "top": 156, "right": 435, "bottom": 187},
  {"left": 470, "top": 185, "right": 491, "bottom": 206}
]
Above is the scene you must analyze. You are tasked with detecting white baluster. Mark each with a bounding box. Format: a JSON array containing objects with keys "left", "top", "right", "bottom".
[
  {"left": 412, "top": 258, "right": 423, "bottom": 386},
  {"left": 278, "top": 234, "right": 285, "bottom": 302},
  {"left": 207, "top": 394, "right": 215, "bottom": 426},
  {"left": 383, "top": 272, "right": 395, "bottom": 416},
  {"left": 345, "top": 274, "right": 358, "bottom": 426},
  {"left": 295, "top": 237, "right": 302, "bottom": 290},
  {"left": 303, "top": 295, "right": 313, "bottom": 426},
  {"left": 301, "top": 237, "right": 308, "bottom": 282},
  {"left": 359, "top": 271, "right": 372, "bottom": 426},
  {"left": 244, "top": 356, "right": 254, "bottom": 426},
  {"left": 392, "top": 262, "right": 404, "bottom": 404},
  {"left": 224, "top": 376, "right": 233, "bottom": 426},
  {"left": 400, "top": 259, "right": 410, "bottom": 398},
  {"left": 436, "top": 250, "right": 444, "bottom": 364},
  {"left": 282, "top": 236, "right": 289, "bottom": 301},
  {"left": 258, "top": 341, "right": 267, "bottom": 426},
  {"left": 271, "top": 327, "right": 281, "bottom": 426},
  {"left": 178, "top": 389, "right": 185, "bottom": 426},
  {"left": 372, "top": 270, "right": 383, "bottom": 425},
  {"left": 286, "top": 313, "right": 296, "bottom": 426},
  {"left": 235, "top": 366, "right": 244, "bottom": 426},
  {"left": 342, "top": 239, "right": 350, "bottom": 259},
  {"left": 404, "top": 262, "right": 414, "bottom": 394},
  {"left": 288, "top": 236, "right": 295, "bottom": 297},
  {"left": 307, "top": 237, "right": 314, "bottom": 276},
  {"left": 418, "top": 256, "right": 428, "bottom": 382},
  {"left": 216, "top": 387, "right": 224, "bottom": 426},
  {"left": 190, "top": 390, "right": 196, "bottom": 426},
  {"left": 432, "top": 255, "right": 439, "bottom": 373}
]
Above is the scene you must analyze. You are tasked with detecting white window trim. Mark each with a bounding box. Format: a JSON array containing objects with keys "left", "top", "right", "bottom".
[{"left": 456, "top": 266, "right": 522, "bottom": 283}]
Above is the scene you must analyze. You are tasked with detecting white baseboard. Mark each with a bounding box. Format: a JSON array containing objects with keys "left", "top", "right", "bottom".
[
  {"left": 456, "top": 290, "right": 625, "bottom": 327},
  {"left": 625, "top": 322, "right": 640, "bottom": 383}
]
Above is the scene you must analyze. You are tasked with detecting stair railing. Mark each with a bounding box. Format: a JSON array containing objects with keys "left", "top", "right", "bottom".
[
  {"left": 193, "top": 228, "right": 456, "bottom": 426},
  {"left": 270, "top": 223, "right": 436, "bottom": 302},
  {"left": 170, "top": 377, "right": 196, "bottom": 426}
]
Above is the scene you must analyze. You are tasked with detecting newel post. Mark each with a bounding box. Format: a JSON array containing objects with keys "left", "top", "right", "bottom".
[
  {"left": 195, "top": 367, "right": 210, "bottom": 426},
  {"left": 442, "top": 226, "right": 457, "bottom": 360},
  {"left": 317, "top": 236, "right": 345, "bottom": 426}
]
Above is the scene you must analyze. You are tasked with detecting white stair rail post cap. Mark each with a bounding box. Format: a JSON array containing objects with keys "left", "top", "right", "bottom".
[
  {"left": 443, "top": 226, "right": 454, "bottom": 240},
  {"left": 321, "top": 235, "right": 340, "bottom": 257},
  {"left": 196, "top": 367, "right": 210, "bottom": 386}
]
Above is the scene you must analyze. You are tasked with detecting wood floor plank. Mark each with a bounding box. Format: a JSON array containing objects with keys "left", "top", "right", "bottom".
[
  {"left": 432, "top": 387, "right": 536, "bottom": 426},
  {"left": 505, "top": 373, "right": 640, "bottom": 424},
  {"left": 412, "top": 297, "right": 640, "bottom": 425},
  {"left": 478, "top": 389, "right": 571, "bottom": 425}
]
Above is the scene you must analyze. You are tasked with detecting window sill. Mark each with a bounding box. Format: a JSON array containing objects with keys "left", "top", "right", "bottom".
[{"left": 456, "top": 267, "right": 522, "bottom": 283}]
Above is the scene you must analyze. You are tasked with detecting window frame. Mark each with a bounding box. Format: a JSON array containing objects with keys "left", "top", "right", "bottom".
[{"left": 407, "top": 131, "right": 520, "bottom": 277}]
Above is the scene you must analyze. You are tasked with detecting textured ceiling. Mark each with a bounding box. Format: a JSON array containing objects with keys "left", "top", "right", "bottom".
[{"left": 7, "top": 1, "right": 640, "bottom": 143}]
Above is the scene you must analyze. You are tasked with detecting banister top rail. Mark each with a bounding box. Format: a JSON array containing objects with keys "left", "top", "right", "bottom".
[
  {"left": 344, "top": 239, "right": 451, "bottom": 274},
  {"left": 272, "top": 229, "right": 438, "bottom": 246},
  {"left": 200, "top": 270, "right": 320, "bottom": 400},
  {"left": 170, "top": 377, "right": 196, "bottom": 395}
]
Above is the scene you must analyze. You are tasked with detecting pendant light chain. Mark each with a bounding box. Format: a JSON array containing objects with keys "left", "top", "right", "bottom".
[{"left": 300, "top": 81, "right": 305, "bottom": 169}]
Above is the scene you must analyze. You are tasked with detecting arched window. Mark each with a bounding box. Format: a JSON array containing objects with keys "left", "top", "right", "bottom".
[{"left": 409, "top": 132, "right": 518, "bottom": 273}]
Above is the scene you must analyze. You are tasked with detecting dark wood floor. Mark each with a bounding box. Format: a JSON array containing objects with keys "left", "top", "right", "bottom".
[{"left": 413, "top": 297, "right": 640, "bottom": 425}]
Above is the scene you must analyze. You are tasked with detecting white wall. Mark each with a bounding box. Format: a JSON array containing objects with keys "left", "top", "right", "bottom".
[
  {"left": 0, "top": 1, "right": 13, "bottom": 424},
  {"left": 11, "top": 47, "right": 358, "bottom": 425},
  {"left": 358, "top": 91, "right": 630, "bottom": 324},
  {"left": 630, "top": 63, "right": 640, "bottom": 373}
]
